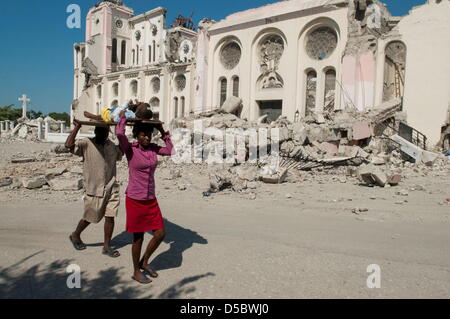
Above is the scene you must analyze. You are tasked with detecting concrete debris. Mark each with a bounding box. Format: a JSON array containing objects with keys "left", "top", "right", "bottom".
[
  {"left": 10, "top": 178, "right": 23, "bottom": 189},
  {"left": 22, "top": 176, "right": 47, "bottom": 190},
  {"left": 387, "top": 174, "right": 401, "bottom": 186},
  {"left": 68, "top": 166, "right": 83, "bottom": 175},
  {"left": 4, "top": 116, "right": 66, "bottom": 142},
  {"left": 366, "top": 98, "right": 402, "bottom": 124},
  {"left": 53, "top": 145, "right": 71, "bottom": 154},
  {"left": 260, "top": 167, "right": 288, "bottom": 184},
  {"left": 18, "top": 125, "right": 30, "bottom": 139},
  {"left": 421, "top": 151, "right": 440, "bottom": 167},
  {"left": 390, "top": 134, "right": 442, "bottom": 165},
  {"left": 0, "top": 177, "right": 13, "bottom": 188},
  {"left": 396, "top": 189, "right": 409, "bottom": 197},
  {"left": 358, "top": 164, "right": 388, "bottom": 187},
  {"left": 235, "top": 165, "right": 258, "bottom": 181},
  {"left": 221, "top": 96, "right": 243, "bottom": 115},
  {"left": 247, "top": 181, "right": 258, "bottom": 189},
  {"left": 46, "top": 176, "right": 83, "bottom": 191},
  {"left": 11, "top": 157, "right": 36, "bottom": 164},
  {"left": 209, "top": 169, "right": 237, "bottom": 192},
  {"left": 45, "top": 167, "right": 68, "bottom": 179}
]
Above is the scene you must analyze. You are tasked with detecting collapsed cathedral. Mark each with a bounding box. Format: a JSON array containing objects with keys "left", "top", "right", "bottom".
[{"left": 72, "top": 0, "right": 450, "bottom": 146}]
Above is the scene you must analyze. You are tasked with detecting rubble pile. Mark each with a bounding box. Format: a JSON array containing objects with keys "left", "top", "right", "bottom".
[
  {"left": 0, "top": 148, "right": 82, "bottom": 192},
  {"left": 0, "top": 145, "right": 128, "bottom": 202},
  {"left": 168, "top": 97, "right": 448, "bottom": 195},
  {"left": 1, "top": 97, "right": 448, "bottom": 202},
  {"left": 1, "top": 116, "right": 66, "bottom": 141}
]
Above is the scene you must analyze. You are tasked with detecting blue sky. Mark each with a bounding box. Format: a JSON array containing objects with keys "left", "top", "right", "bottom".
[{"left": 0, "top": 0, "right": 426, "bottom": 115}]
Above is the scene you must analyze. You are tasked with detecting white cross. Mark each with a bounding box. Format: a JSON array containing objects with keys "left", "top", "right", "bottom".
[{"left": 18, "top": 94, "right": 30, "bottom": 118}]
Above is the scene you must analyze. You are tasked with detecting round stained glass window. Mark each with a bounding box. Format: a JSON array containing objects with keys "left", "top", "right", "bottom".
[
  {"left": 175, "top": 74, "right": 186, "bottom": 92},
  {"left": 306, "top": 27, "right": 338, "bottom": 60},
  {"left": 220, "top": 42, "right": 241, "bottom": 70}
]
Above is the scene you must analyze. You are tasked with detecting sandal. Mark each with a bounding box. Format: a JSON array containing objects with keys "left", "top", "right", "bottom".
[
  {"left": 102, "top": 247, "right": 121, "bottom": 258},
  {"left": 140, "top": 265, "right": 159, "bottom": 278},
  {"left": 132, "top": 274, "right": 152, "bottom": 285},
  {"left": 69, "top": 235, "right": 86, "bottom": 251}
]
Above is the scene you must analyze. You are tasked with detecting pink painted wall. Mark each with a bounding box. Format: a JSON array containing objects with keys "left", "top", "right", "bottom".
[
  {"left": 341, "top": 52, "right": 375, "bottom": 111},
  {"left": 86, "top": 11, "right": 92, "bottom": 41}
]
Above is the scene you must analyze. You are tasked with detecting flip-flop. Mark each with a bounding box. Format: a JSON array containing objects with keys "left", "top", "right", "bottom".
[
  {"left": 132, "top": 275, "right": 152, "bottom": 285},
  {"left": 140, "top": 265, "right": 159, "bottom": 278},
  {"left": 69, "top": 235, "right": 86, "bottom": 251},
  {"left": 102, "top": 248, "right": 121, "bottom": 258}
]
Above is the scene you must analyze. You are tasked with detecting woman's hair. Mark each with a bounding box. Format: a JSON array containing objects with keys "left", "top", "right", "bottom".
[{"left": 132, "top": 122, "right": 155, "bottom": 139}]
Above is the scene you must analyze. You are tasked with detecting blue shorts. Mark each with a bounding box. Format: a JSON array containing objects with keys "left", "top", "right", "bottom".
[{"left": 110, "top": 107, "right": 136, "bottom": 122}]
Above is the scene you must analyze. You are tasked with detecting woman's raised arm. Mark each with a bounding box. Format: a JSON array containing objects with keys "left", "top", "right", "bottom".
[
  {"left": 156, "top": 132, "right": 175, "bottom": 156},
  {"left": 115, "top": 115, "right": 132, "bottom": 157}
]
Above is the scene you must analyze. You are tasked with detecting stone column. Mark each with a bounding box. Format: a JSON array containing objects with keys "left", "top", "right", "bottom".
[
  {"left": 37, "top": 118, "right": 44, "bottom": 140},
  {"left": 139, "top": 71, "right": 145, "bottom": 102},
  {"left": 44, "top": 118, "right": 50, "bottom": 138},
  {"left": 60, "top": 122, "right": 66, "bottom": 133},
  {"left": 0, "top": 121, "right": 4, "bottom": 131},
  {"left": 5, "top": 121, "right": 11, "bottom": 132}
]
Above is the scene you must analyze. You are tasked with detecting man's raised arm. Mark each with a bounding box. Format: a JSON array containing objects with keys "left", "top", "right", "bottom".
[{"left": 65, "top": 119, "right": 82, "bottom": 153}]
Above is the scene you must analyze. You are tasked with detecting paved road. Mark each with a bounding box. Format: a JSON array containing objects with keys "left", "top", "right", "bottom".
[{"left": 0, "top": 195, "right": 449, "bottom": 299}]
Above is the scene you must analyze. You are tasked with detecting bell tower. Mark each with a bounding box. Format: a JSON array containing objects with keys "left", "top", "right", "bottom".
[{"left": 85, "top": 1, "right": 133, "bottom": 74}]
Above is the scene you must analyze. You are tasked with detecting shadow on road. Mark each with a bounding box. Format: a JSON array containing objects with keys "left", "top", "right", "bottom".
[
  {"left": 149, "top": 219, "right": 208, "bottom": 272},
  {"left": 0, "top": 251, "right": 213, "bottom": 299},
  {"left": 104, "top": 219, "right": 208, "bottom": 272}
]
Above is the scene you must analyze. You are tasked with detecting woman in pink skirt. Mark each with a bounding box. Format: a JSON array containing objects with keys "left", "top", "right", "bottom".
[{"left": 116, "top": 112, "right": 175, "bottom": 284}]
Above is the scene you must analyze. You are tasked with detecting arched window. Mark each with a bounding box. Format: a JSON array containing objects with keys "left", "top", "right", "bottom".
[
  {"left": 175, "top": 74, "right": 186, "bottom": 92},
  {"left": 112, "top": 82, "right": 119, "bottom": 97},
  {"left": 150, "top": 97, "right": 160, "bottom": 120},
  {"left": 121, "top": 41, "right": 126, "bottom": 64},
  {"left": 130, "top": 80, "right": 138, "bottom": 97},
  {"left": 132, "top": 49, "right": 135, "bottom": 64},
  {"left": 232, "top": 76, "right": 240, "bottom": 97},
  {"left": 136, "top": 45, "right": 139, "bottom": 64},
  {"left": 324, "top": 68, "right": 336, "bottom": 112},
  {"left": 181, "top": 97, "right": 185, "bottom": 117},
  {"left": 174, "top": 97, "right": 179, "bottom": 119},
  {"left": 151, "top": 77, "right": 160, "bottom": 94},
  {"left": 305, "top": 70, "right": 317, "bottom": 116},
  {"left": 383, "top": 41, "right": 407, "bottom": 102},
  {"left": 220, "top": 78, "right": 227, "bottom": 106},
  {"left": 153, "top": 40, "right": 156, "bottom": 62},
  {"left": 149, "top": 45, "right": 152, "bottom": 63},
  {"left": 97, "top": 85, "right": 102, "bottom": 99},
  {"left": 112, "top": 38, "right": 118, "bottom": 63}
]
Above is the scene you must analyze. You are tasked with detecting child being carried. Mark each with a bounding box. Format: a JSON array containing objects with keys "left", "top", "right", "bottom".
[{"left": 84, "top": 100, "right": 153, "bottom": 123}]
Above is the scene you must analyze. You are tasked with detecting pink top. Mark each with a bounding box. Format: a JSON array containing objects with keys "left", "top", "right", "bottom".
[{"left": 115, "top": 116, "right": 175, "bottom": 201}]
